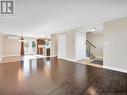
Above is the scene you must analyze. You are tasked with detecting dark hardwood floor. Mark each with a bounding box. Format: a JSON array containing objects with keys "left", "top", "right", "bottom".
[{"left": 0, "top": 57, "right": 127, "bottom": 95}]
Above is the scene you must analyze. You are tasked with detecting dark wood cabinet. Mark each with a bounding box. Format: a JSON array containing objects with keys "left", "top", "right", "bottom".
[{"left": 37, "top": 39, "right": 45, "bottom": 54}]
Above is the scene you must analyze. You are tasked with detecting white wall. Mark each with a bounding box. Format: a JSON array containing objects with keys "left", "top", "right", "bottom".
[
  {"left": 51, "top": 31, "right": 86, "bottom": 61},
  {"left": 104, "top": 17, "right": 127, "bottom": 73},
  {"left": 86, "top": 32, "right": 104, "bottom": 58},
  {"left": 3, "top": 35, "right": 20, "bottom": 57},
  {"left": 58, "top": 33, "right": 67, "bottom": 59},
  {"left": 51, "top": 32, "right": 76, "bottom": 60},
  {"left": 75, "top": 32, "right": 86, "bottom": 60},
  {"left": 0, "top": 31, "right": 3, "bottom": 62},
  {"left": 2, "top": 35, "right": 37, "bottom": 57}
]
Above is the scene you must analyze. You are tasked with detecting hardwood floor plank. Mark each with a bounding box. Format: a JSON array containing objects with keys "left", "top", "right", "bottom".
[{"left": 0, "top": 57, "right": 127, "bottom": 95}]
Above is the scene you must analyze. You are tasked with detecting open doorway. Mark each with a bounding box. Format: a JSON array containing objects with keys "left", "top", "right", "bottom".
[
  {"left": 36, "top": 39, "right": 51, "bottom": 56},
  {"left": 86, "top": 32, "right": 104, "bottom": 66},
  {"left": 24, "top": 38, "right": 37, "bottom": 55}
]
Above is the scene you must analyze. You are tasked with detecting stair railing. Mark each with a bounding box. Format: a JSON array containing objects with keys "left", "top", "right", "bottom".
[{"left": 86, "top": 40, "right": 96, "bottom": 58}]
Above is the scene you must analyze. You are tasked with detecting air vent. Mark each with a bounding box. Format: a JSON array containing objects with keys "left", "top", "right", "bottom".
[{"left": 7, "top": 35, "right": 18, "bottom": 39}]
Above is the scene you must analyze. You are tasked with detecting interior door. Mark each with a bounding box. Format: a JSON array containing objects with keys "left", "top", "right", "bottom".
[
  {"left": 75, "top": 32, "right": 86, "bottom": 60},
  {"left": 58, "top": 33, "right": 66, "bottom": 59}
]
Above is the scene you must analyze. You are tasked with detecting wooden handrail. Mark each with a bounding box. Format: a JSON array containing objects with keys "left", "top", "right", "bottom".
[{"left": 86, "top": 40, "right": 96, "bottom": 48}]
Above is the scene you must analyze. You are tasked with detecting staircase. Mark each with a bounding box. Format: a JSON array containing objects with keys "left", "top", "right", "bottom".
[{"left": 86, "top": 40, "right": 96, "bottom": 59}]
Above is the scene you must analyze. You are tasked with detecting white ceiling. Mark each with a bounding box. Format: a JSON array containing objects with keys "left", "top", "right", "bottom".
[{"left": 0, "top": 0, "right": 127, "bottom": 38}]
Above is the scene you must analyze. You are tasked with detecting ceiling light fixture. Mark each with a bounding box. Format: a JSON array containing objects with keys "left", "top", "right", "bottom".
[{"left": 19, "top": 33, "right": 24, "bottom": 42}]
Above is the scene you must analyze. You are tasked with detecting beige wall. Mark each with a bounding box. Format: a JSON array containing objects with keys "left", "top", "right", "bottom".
[
  {"left": 3, "top": 35, "right": 20, "bottom": 56},
  {"left": 66, "top": 31, "right": 75, "bottom": 60},
  {"left": 104, "top": 17, "right": 127, "bottom": 73},
  {"left": 51, "top": 34, "right": 58, "bottom": 56},
  {"left": 86, "top": 32, "right": 104, "bottom": 58},
  {"left": 0, "top": 31, "right": 3, "bottom": 62},
  {"left": 95, "top": 34, "right": 104, "bottom": 58}
]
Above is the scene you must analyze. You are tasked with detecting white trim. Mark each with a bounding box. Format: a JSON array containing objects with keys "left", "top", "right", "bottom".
[
  {"left": 64, "top": 58, "right": 77, "bottom": 62},
  {"left": 34, "top": 55, "right": 57, "bottom": 58},
  {"left": 2, "top": 55, "right": 20, "bottom": 58},
  {"left": 103, "top": 65, "right": 127, "bottom": 73},
  {"left": 58, "top": 57, "right": 77, "bottom": 62},
  {"left": 2, "top": 55, "right": 57, "bottom": 58},
  {"left": 95, "top": 56, "right": 103, "bottom": 59},
  {"left": 76, "top": 57, "right": 90, "bottom": 62},
  {"left": 58, "top": 57, "right": 89, "bottom": 62}
]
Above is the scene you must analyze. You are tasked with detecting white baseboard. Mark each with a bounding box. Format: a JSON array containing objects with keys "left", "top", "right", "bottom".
[
  {"left": 103, "top": 65, "right": 127, "bottom": 73},
  {"left": 58, "top": 57, "right": 77, "bottom": 62},
  {"left": 95, "top": 56, "right": 103, "bottom": 59},
  {"left": 64, "top": 58, "right": 77, "bottom": 62},
  {"left": 58, "top": 57, "right": 89, "bottom": 63},
  {"left": 58, "top": 56, "right": 94, "bottom": 62},
  {"left": 2, "top": 55, "right": 20, "bottom": 58},
  {"left": 76, "top": 57, "right": 90, "bottom": 62}
]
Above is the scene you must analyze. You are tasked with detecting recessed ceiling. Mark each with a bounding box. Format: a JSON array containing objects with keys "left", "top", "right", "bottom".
[{"left": 0, "top": 0, "right": 127, "bottom": 38}]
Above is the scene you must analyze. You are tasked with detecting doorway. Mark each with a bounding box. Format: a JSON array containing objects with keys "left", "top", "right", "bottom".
[{"left": 24, "top": 39, "right": 37, "bottom": 55}]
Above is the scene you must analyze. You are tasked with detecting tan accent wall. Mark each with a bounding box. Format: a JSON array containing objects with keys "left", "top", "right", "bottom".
[
  {"left": 66, "top": 31, "right": 75, "bottom": 60},
  {"left": 51, "top": 34, "right": 58, "bottom": 56},
  {"left": 3, "top": 35, "right": 20, "bottom": 57},
  {"left": 104, "top": 17, "right": 127, "bottom": 72}
]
